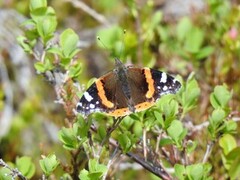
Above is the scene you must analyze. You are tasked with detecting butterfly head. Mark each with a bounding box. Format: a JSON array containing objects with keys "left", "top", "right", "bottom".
[{"left": 114, "top": 58, "right": 127, "bottom": 74}]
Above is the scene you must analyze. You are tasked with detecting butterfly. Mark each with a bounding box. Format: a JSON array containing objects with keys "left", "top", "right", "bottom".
[{"left": 76, "top": 58, "right": 181, "bottom": 117}]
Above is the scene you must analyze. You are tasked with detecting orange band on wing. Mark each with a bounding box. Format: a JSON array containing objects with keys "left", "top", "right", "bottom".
[
  {"left": 107, "top": 107, "right": 130, "bottom": 117},
  {"left": 96, "top": 79, "right": 114, "bottom": 108},
  {"left": 107, "top": 101, "right": 155, "bottom": 117},
  {"left": 135, "top": 101, "right": 155, "bottom": 112},
  {"left": 144, "top": 68, "right": 155, "bottom": 99}
]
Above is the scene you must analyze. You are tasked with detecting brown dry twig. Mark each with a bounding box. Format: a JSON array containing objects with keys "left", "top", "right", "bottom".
[{"left": 64, "top": 0, "right": 111, "bottom": 26}]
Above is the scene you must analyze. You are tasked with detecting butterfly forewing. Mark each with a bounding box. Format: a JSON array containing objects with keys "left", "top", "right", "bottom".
[
  {"left": 150, "top": 69, "right": 181, "bottom": 100},
  {"left": 76, "top": 83, "right": 104, "bottom": 116},
  {"left": 99, "top": 72, "right": 129, "bottom": 109},
  {"left": 127, "top": 67, "right": 150, "bottom": 104}
]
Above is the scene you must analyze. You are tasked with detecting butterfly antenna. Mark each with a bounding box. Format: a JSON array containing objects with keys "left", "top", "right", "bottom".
[
  {"left": 119, "top": 29, "right": 126, "bottom": 59},
  {"left": 97, "top": 36, "right": 109, "bottom": 50}
]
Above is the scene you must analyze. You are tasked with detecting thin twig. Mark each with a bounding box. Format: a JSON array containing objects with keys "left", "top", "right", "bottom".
[
  {"left": 70, "top": 148, "right": 81, "bottom": 179},
  {"left": 202, "top": 141, "right": 214, "bottom": 163},
  {"left": 102, "top": 147, "right": 121, "bottom": 180},
  {"left": 143, "top": 128, "right": 147, "bottom": 161},
  {"left": 97, "top": 117, "right": 123, "bottom": 158},
  {"left": 0, "top": 159, "right": 26, "bottom": 180},
  {"left": 64, "top": 0, "right": 110, "bottom": 26},
  {"left": 191, "top": 116, "right": 240, "bottom": 132}
]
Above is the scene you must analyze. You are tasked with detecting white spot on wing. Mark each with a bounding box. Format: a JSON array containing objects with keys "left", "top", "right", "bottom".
[
  {"left": 90, "top": 104, "right": 95, "bottom": 109},
  {"left": 163, "top": 85, "right": 168, "bottom": 91},
  {"left": 84, "top": 92, "right": 93, "bottom": 102},
  {"left": 77, "top": 102, "right": 82, "bottom": 107},
  {"left": 96, "top": 101, "right": 99, "bottom": 104},
  {"left": 160, "top": 72, "right": 167, "bottom": 83}
]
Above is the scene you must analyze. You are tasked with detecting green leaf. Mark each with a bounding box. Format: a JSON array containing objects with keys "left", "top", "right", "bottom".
[
  {"left": 16, "top": 156, "right": 35, "bottom": 179},
  {"left": 224, "top": 120, "right": 237, "bottom": 134},
  {"left": 121, "top": 116, "right": 135, "bottom": 130},
  {"left": 159, "top": 138, "right": 174, "bottom": 146},
  {"left": 81, "top": 159, "right": 107, "bottom": 180},
  {"left": 195, "top": 46, "right": 215, "bottom": 60},
  {"left": 118, "top": 131, "right": 137, "bottom": 153},
  {"left": 0, "top": 167, "right": 12, "bottom": 180},
  {"left": 60, "top": 29, "right": 79, "bottom": 59},
  {"left": 30, "top": 0, "right": 47, "bottom": 11},
  {"left": 88, "top": 159, "right": 107, "bottom": 173},
  {"left": 208, "top": 108, "right": 227, "bottom": 139},
  {"left": 58, "top": 126, "right": 79, "bottom": 150},
  {"left": 34, "top": 59, "right": 54, "bottom": 73},
  {"left": 210, "top": 109, "right": 226, "bottom": 126},
  {"left": 174, "top": 164, "right": 185, "bottom": 180},
  {"left": 186, "top": 164, "right": 204, "bottom": 180},
  {"left": 76, "top": 115, "right": 91, "bottom": 138},
  {"left": 30, "top": 7, "right": 56, "bottom": 24},
  {"left": 157, "top": 95, "right": 179, "bottom": 128},
  {"left": 154, "top": 111, "right": 164, "bottom": 128},
  {"left": 228, "top": 148, "right": 240, "bottom": 179},
  {"left": 177, "top": 17, "right": 192, "bottom": 42},
  {"left": 68, "top": 63, "right": 82, "bottom": 78},
  {"left": 132, "top": 121, "right": 143, "bottom": 137},
  {"left": 34, "top": 62, "right": 46, "bottom": 73},
  {"left": 47, "top": 46, "right": 62, "bottom": 56},
  {"left": 167, "top": 120, "right": 187, "bottom": 148},
  {"left": 39, "top": 154, "right": 59, "bottom": 176},
  {"left": 79, "top": 169, "right": 90, "bottom": 180},
  {"left": 167, "top": 120, "right": 183, "bottom": 141},
  {"left": 184, "top": 27, "right": 204, "bottom": 53},
  {"left": 17, "top": 36, "right": 33, "bottom": 53},
  {"left": 181, "top": 75, "right": 200, "bottom": 114},
  {"left": 96, "top": 125, "right": 107, "bottom": 142},
  {"left": 36, "top": 16, "right": 57, "bottom": 43},
  {"left": 219, "top": 134, "right": 237, "bottom": 155},
  {"left": 143, "top": 116, "right": 157, "bottom": 131},
  {"left": 158, "top": 26, "right": 169, "bottom": 42},
  {"left": 210, "top": 85, "right": 232, "bottom": 109},
  {"left": 150, "top": 11, "right": 162, "bottom": 29},
  {"left": 186, "top": 140, "right": 198, "bottom": 154}
]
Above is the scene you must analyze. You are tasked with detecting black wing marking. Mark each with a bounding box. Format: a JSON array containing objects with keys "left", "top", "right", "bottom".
[
  {"left": 150, "top": 69, "right": 181, "bottom": 100},
  {"left": 76, "top": 82, "right": 104, "bottom": 116}
]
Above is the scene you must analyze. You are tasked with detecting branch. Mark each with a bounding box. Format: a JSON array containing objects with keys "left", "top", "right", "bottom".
[
  {"left": 191, "top": 116, "right": 240, "bottom": 132},
  {"left": 90, "top": 125, "right": 172, "bottom": 179},
  {"left": 108, "top": 138, "right": 172, "bottom": 180},
  {"left": 64, "top": 0, "right": 110, "bottom": 26},
  {"left": 202, "top": 141, "right": 214, "bottom": 163},
  {"left": 126, "top": 152, "right": 172, "bottom": 180},
  {"left": 0, "top": 159, "right": 26, "bottom": 180}
]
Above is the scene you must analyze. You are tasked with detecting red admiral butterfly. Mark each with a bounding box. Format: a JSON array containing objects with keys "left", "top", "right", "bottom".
[{"left": 77, "top": 58, "right": 181, "bottom": 117}]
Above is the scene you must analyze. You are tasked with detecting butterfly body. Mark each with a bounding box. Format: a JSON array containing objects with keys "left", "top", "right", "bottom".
[{"left": 77, "top": 58, "right": 181, "bottom": 117}]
